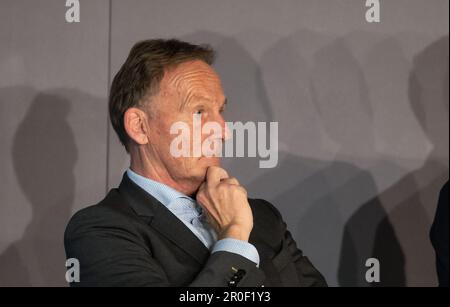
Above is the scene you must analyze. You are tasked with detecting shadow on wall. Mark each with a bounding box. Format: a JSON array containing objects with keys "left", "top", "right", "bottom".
[
  {"left": 246, "top": 30, "right": 406, "bottom": 287},
  {"left": 339, "top": 35, "right": 449, "bottom": 286},
  {"left": 0, "top": 88, "right": 77, "bottom": 286},
  {"left": 0, "top": 86, "right": 105, "bottom": 286},
  {"left": 330, "top": 36, "right": 410, "bottom": 287},
  {"left": 250, "top": 32, "right": 448, "bottom": 287},
  {"left": 352, "top": 35, "right": 449, "bottom": 287}
]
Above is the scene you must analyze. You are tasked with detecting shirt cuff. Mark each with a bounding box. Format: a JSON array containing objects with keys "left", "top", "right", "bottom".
[{"left": 211, "top": 238, "right": 260, "bottom": 267}]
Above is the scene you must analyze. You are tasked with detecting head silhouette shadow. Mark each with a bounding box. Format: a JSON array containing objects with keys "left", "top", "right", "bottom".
[
  {"left": 328, "top": 36, "right": 410, "bottom": 287},
  {"left": 340, "top": 35, "right": 449, "bottom": 287},
  {"left": 0, "top": 90, "right": 77, "bottom": 286},
  {"left": 243, "top": 30, "right": 405, "bottom": 286},
  {"left": 366, "top": 36, "right": 449, "bottom": 287}
]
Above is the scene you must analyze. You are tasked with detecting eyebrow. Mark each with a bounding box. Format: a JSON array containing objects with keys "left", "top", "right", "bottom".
[
  {"left": 180, "top": 95, "right": 207, "bottom": 111},
  {"left": 180, "top": 96, "right": 228, "bottom": 111}
]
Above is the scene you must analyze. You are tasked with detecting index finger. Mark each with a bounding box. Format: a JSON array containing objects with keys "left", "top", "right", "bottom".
[{"left": 206, "top": 166, "right": 229, "bottom": 188}]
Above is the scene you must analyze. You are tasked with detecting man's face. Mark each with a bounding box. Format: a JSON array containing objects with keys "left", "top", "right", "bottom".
[{"left": 144, "top": 60, "right": 228, "bottom": 190}]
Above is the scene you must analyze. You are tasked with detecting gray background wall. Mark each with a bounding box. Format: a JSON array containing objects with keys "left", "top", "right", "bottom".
[{"left": 0, "top": 0, "right": 448, "bottom": 286}]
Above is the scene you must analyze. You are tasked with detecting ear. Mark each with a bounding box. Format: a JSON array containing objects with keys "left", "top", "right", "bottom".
[{"left": 124, "top": 107, "right": 149, "bottom": 146}]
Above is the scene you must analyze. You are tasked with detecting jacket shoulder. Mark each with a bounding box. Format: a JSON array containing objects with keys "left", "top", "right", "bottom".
[{"left": 64, "top": 189, "right": 139, "bottom": 242}]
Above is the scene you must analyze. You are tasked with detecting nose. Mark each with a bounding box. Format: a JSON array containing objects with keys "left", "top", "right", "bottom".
[{"left": 217, "top": 114, "right": 230, "bottom": 141}]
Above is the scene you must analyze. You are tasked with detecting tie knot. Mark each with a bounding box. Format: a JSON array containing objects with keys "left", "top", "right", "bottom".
[{"left": 169, "top": 197, "right": 203, "bottom": 223}]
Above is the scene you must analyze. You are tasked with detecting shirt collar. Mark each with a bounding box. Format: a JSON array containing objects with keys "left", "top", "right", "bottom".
[{"left": 126, "top": 168, "right": 202, "bottom": 215}]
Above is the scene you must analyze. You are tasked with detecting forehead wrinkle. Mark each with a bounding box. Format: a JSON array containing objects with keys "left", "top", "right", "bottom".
[
  {"left": 166, "top": 62, "right": 219, "bottom": 89},
  {"left": 166, "top": 66, "right": 223, "bottom": 110}
]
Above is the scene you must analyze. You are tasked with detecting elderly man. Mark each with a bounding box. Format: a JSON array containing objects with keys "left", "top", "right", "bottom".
[{"left": 64, "top": 39, "right": 326, "bottom": 287}]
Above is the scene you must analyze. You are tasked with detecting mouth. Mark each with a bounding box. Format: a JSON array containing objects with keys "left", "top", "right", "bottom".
[{"left": 199, "top": 156, "right": 221, "bottom": 164}]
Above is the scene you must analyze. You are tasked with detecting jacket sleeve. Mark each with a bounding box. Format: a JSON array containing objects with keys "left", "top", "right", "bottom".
[
  {"left": 64, "top": 208, "right": 265, "bottom": 287},
  {"left": 258, "top": 199, "right": 328, "bottom": 287}
]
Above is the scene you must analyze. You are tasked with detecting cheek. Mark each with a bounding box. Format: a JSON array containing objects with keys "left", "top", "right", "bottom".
[
  {"left": 157, "top": 119, "right": 179, "bottom": 146},
  {"left": 170, "top": 157, "right": 201, "bottom": 180}
]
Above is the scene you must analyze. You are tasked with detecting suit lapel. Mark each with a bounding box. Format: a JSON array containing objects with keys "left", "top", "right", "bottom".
[{"left": 118, "top": 173, "right": 210, "bottom": 264}]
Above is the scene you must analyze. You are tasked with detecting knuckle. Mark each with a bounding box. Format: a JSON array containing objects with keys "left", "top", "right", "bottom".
[
  {"left": 217, "top": 183, "right": 228, "bottom": 193},
  {"left": 237, "top": 186, "right": 247, "bottom": 195}
]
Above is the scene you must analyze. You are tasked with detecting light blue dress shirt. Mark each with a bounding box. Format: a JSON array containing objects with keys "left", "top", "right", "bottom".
[{"left": 126, "top": 169, "right": 260, "bottom": 266}]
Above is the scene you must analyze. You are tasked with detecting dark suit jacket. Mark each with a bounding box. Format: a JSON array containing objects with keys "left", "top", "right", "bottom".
[
  {"left": 430, "top": 181, "right": 449, "bottom": 287},
  {"left": 64, "top": 173, "right": 327, "bottom": 287}
]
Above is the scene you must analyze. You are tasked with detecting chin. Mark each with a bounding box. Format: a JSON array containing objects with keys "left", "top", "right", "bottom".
[{"left": 191, "top": 157, "right": 221, "bottom": 178}]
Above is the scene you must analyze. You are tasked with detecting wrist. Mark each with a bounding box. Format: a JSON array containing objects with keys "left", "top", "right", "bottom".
[{"left": 219, "top": 224, "right": 252, "bottom": 241}]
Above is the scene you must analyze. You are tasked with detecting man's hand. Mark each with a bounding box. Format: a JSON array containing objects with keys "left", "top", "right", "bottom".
[{"left": 196, "top": 166, "right": 253, "bottom": 241}]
